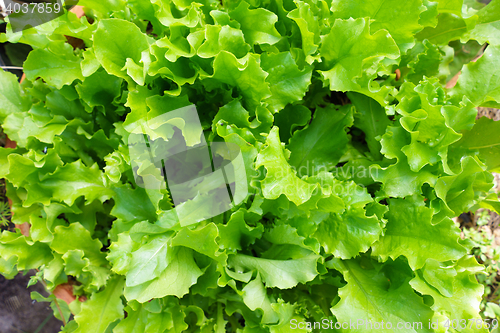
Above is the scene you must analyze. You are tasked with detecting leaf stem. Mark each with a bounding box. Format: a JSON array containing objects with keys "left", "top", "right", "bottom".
[{"left": 34, "top": 268, "right": 68, "bottom": 326}]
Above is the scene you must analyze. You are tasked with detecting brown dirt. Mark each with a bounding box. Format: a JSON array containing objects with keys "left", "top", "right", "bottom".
[{"left": 0, "top": 271, "right": 64, "bottom": 333}]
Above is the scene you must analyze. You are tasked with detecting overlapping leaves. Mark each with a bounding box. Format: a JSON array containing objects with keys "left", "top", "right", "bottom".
[{"left": 0, "top": 0, "right": 499, "bottom": 332}]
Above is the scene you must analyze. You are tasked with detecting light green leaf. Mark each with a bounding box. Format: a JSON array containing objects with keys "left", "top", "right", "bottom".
[
  {"left": 330, "top": 0, "right": 425, "bottom": 51},
  {"left": 0, "top": 231, "right": 53, "bottom": 271},
  {"left": 372, "top": 196, "right": 468, "bottom": 270},
  {"left": 171, "top": 223, "right": 227, "bottom": 262},
  {"left": 371, "top": 126, "right": 438, "bottom": 197},
  {"left": 24, "top": 42, "right": 84, "bottom": 89},
  {"left": 52, "top": 222, "right": 110, "bottom": 287},
  {"left": 23, "top": 160, "right": 114, "bottom": 207},
  {"left": 229, "top": 1, "right": 281, "bottom": 45},
  {"left": 124, "top": 247, "right": 203, "bottom": 302},
  {"left": 288, "top": 105, "right": 353, "bottom": 176},
  {"left": 227, "top": 253, "right": 320, "bottom": 289},
  {"left": 318, "top": 18, "right": 400, "bottom": 92},
  {"left": 315, "top": 206, "right": 382, "bottom": 259},
  {"left": 410, "top": 258, "right": 487, "bottom": 332},
  {"left": 422, "top": 259, "right": 457, "bottom": 298},
  {"left": 419, "top": 0, "right": 440, "bottom": 28},
  {"left": 435, "top": 156, "right": 491, "bottom": 215},
  {"left": 126, "top": 233, "right": 173, "bottom": 287},
  {"left": 255, "top": 127, "right": 316, "bottom": 206},
  {"left": 452, "top": 116, "right": 500, "bottom": 172},
  {"left": 287, "top": 0, "right": 321, "bottom": 58},
  {"left": 462, "top": 0, "right": 500, "bottom": 45},
  {"left": 261, "top": 51, "right": 312, "bottom": 113},
  {"left": 331, "top": 258, "right": 434, "bottom": 333},
  {"left": 210, "top": 51, "right": 271, "bottom": 112},
  {"left": 74, "top": 276, "right": 125, "bottom": 333},
  {"left": 416, "top": 13, "right": 477, "bottom": 45},
  {"left": 450, "top": 45, "right": 500, "bottom": 107},
  {"left": 436, "top": 0, "right": 464, "bottom": 15},
  {"left": 107, "top": 233, "right": 137, "bottom": 276},
  {"left": 349, "top": 92, "right": 391, "bottom": 160},
  {"left": 93, "top": 19, "right": 150, "bottom": 85},
  {"left": 0, "top": 69, "right": 30, "bottom": 122},
  {"left": 197, "top": 25, "right": 250, "bottom": 59},
  {"left": 242, "top": 273, "right": 279, "bottom": 324}
]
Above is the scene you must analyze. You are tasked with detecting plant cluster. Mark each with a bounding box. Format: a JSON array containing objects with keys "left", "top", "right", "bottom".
[
  {"left": 459, "top": 209, "right": 500, "bottom": 324},
  {"left": 1, "top": 0, "right": 500, "bottom": 332}
]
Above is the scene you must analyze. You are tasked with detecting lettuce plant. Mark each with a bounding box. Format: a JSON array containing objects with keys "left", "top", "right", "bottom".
[{"left": 1, "top": 0, "right": 500, "bottom": 332}]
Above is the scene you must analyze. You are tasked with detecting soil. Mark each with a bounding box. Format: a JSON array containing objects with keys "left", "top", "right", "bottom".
[{"left": 0, "top": 271, "right": 63, "bottom": 333}]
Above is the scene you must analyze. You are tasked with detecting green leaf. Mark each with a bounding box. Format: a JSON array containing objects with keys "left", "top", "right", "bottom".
[
  {"left": 125, "top": 233, "right": 173, "bottom": 287},
  {"left": 330, "top": 0, "right": 425, "bottom": 51},
  {"left": 24, "top": 42, "right": 84, "bottom": 89},
  {"left": 171, "top": 223, "right": 227, "bottom": 262},
  {"left": 153, "top": 25, "right": 196, "bottom": 62},
  {"left": 23, "top": 160, "right": 114, "bottom": 207},
  {"left": 255, "top": 127, "right": 317, "bottom": 206},
  {"left": 261, "top": 51, "right": 312, "bottom": 113},
  {"left": 52, "top": 222, "right": 110, "bottom": 287},
  {"left": 0, "top": 256, "right": 18, "bottom": 279},
  {"left": 422, "top": 259, "right": 457, "bottom": 297},
  {"left": 78, "top": 0, "right": 125, "bottom": 16},
  {"left": 435, "top": 156, "right": 491, "bottom": 215},
  {"left": 153, "top": 0, "right": 202, "bottom": 28},
  {"left": 315, "top": 206, "right": 382, "bottom": 259},
  {"left": 107, "top": 232, "right": 137, "bottom": 275},
  {"left": 372, "top": 196, "right": 468, "bottom": 270},
  {"left": 419, "top": 0, "right": 440, "bottom": 28},
  {"left": 218, "top": 210, "right": 264, "bottom": 252},
  {"left": 403, "top": 40, "right": 444, "bottom": 85},
  {"left": 124, "top": 247, "right": 203, "bottom": 302},
  {"left": 437, "top": 0, "right": 464, "bottom": 15},
  {"left": 452, "top": 116, "right": 500, "bottom": 172},
  {"left": 371, "top": 126, "right": 438, "bottom": 197},
  {"left": 110, "top": 184, "right": 157, "bottom": 225},
  {"left": 2, "top": 0, "right": 499, "bottom": 329},
  {"left": 197, "top": 25, "right": 250, "bottom": 59},
  {"left": 396, "top": 80, "right": 463, "bottom": 173},
  {"left": 289, "top": 104, "right": 354, "bottom": 176},
  {"left": 331, "top": 257, "right": 434, "bottom": 333},
  {"left": 93, "top": 19, "right": 151, "bottom": 85},
  {"left": 462, "top": 0, "right": 500, "bottom": 45},
  {"left": 318, "top": 18, "right": 400, "bottom": 93},
  {"left": 446, "top": 40, "right": 483, "bottom": 81},
  {"left": 348, "top": 92, "right": 391, "bottom": 160},
  {"left": 0, "top": 69, "right": 30, "bottom": 122},
  {"left": 227, "top": 253, "right": 320, "bottom": 289},
  {"left": 273, "top": 104, "right": 311, "bottom": 144},
  {"left": 74, "top": 276, "right": 125, "bottom": 333},
  {"left": 242, "top": 273, "right": 280, "bottom": 324},
  {"left": 0, "top": 231, "right": 53, "bottom": 271},
  {"left": 210, "top": 51, "right": 271, "bottom": 112},
  {"left": 75, "top": 69, "right": 123, "bottom": 108},
  {"left": 81, "top": 49, "right": 101, "bottom": 77},
  {"left": 450, "top": 45, "right": 500, "bottom": 107},
  {"left": 416, "top": 13, "right": 477, "bottom": 45},
  {"left": 287, "top": 0, "right": 321, "bottom": 58},
  {"left": 112, "top": 303, "right": 149, "bottom": 333},
  {"left": 410, "top": 257, "right": 487, "bottom": 332},
  {"left": 229, "top": 1, "right": 281, "bottom": 45}
]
